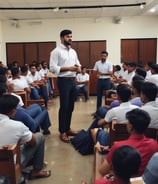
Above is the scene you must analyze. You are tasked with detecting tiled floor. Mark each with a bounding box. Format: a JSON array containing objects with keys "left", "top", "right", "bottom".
[{"left": 27, "top": 96, "right": 97, "bottom": 184}]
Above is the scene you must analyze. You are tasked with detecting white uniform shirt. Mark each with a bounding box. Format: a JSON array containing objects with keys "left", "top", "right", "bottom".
[
  {"left": 76, "top": 73, "right": 89, "bottom": 87},
  {"left": 146, "top": 74, "right": 158, "bottom": 86},
  {"left": 27, "top": 71, "right": 42, "bottom": 83},
  {"left": 125, "top": 71, "right": 135, "bottom": 85},
  {"left": 141, "top": 101, "right": 158, "bottom": 128},
  {"left": 0, "top": 114, "right": 32, "bottom": 146},
  {"left": 10, "top": 77, "right": 29, "bottom": 91},
  {"left": 93, "top": 60, "right": 113, "bottom": 79},
  {"left": 105, "top": 102, "right": 138, "bottom": 123},
  {"left": 49, "top": 44, "right": 81, "bottom": 77}
]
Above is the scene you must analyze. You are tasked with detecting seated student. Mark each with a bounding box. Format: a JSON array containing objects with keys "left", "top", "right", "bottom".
[
  {"left": 0, "top": 94, "right": 51, "bottom": 179},
  {"left": 93, "top": 146, "right": 141, "bottom": 184},
  {"left": 98, "top": 108, "right": 158, "bottom": 178},
  {"left": 140, "top": 82, "right": 158, "bottom": 128},
  {"left": 142, "top": 152, "right": 158, "bottom": 184},
  {"left": 75, "top": 66, "right": 89, "bottom": 102},
  {"left": 0, "top": 81, "right": 51, "bottom": 134}
]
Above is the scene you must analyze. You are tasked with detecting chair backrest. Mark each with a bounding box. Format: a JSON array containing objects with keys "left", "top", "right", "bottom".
[
  {"left": 109, "top": 123, "right": 158, "bottom": 146},
  {"left": 109, "top": 123, "right": 130, "bottom": 146},
  {"left": 0, "top": 144, "right": 21, "bottom": 184}
]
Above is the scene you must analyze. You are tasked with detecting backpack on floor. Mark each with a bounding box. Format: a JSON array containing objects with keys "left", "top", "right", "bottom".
[{"left": 70, "top": 129, "right": 94, "bottom": 155}]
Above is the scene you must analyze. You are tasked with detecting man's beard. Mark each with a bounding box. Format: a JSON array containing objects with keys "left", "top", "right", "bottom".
[{"left": 64, "top": 39, "right": 72, "bottom": 46}]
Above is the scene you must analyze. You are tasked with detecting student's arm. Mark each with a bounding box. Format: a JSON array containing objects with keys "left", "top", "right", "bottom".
[{"left": 26, "top": 133, "right": 36, "bottom": 145}]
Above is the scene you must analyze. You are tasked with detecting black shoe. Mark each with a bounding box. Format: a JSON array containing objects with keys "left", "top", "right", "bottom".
[{"left": 43, "top": 130, "right": 51, "bottom": 135}]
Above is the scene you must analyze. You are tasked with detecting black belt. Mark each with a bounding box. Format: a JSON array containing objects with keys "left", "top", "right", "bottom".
[
  {"left": 98, "top": 78, "right": 110, "bottom": 80},
  {"left": 58, "top": 77, "right": 75, "bottom": 80}
]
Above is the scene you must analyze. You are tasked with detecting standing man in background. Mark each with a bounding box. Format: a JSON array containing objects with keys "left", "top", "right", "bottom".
[
  {"left": 49, "top": 29, "right": 81, "bottom": 143},
  {"left": 93, "top": 51, "right": 113, "bottom": 109}
]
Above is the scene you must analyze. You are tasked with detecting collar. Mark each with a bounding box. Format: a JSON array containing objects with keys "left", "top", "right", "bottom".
[
  {"left": 119, "top": 101, "right": 131, "bottom": 106},
  {"left": 144, "top": 101, "right": 157, "bottom": 106},
  {"left": 60, "top": 44, "right": 71, "bottom": 50},
  {"left": 0, "top": 114, "right": 10, "bottom": 121},
  {"left": 129, "top": 134, "right": 145, "bottom": 140}
]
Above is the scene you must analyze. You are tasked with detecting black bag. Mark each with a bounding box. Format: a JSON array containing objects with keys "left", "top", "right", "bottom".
[{"left": 70, "top": 129, "right": 94, "bottom": 155}]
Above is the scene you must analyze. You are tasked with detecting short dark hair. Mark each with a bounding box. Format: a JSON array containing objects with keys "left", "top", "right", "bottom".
[
  {"left": 101, "top": 51, "right": 108, "bottom": 56},
  {"left": 21, "top": 65, "right": 28, "bottom": 73},
  {"left": 132, "top": 75, "right": 145, "bottom": 82},
  {"left": 115, "top": 65, "right": 121, "bottom": 71},
  {"left": 126, "top": 108, "right": 151, "bottom": 134},
  {"left": 11, "top": 67, "right": 20, "bottom": 77},
  {"left": 112, "top": 145, "right": 141, "bottom": 181},
  {"left": 135, "top": 67, "right": 147, "bottom": 78},
  {"left": 116, "top": 84, "right": 132, "bottom": 102},
  {"left": 0, "top": 67, "right": 7, "bottom": 75},
  {"left": 132, "top": 80, "right": 144, "bottom": 94},
  {"left": 150, "top": 64, "right": 158, "bottom": 73},
  {"left": 0, "top": 75, "right": 7, "bottom": 83},
  {"left": 141, "top": 82, "right": 158, "bottom": 101},
  {"left": 0, "top": 94, "right": 19, "bottom": 114},
  {"left": 0, "top": 83, "right": 8, "bottom": 97},
  {"left": 60, "top": 29, "right": 72, "bottom": 38}
]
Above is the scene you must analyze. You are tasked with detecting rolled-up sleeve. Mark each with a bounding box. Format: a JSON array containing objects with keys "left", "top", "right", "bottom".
[{"left": 49, "top": 49, "right": 61, "bottom": 75}]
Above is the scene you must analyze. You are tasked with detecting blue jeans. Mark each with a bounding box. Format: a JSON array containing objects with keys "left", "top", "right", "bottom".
[
  {"left": 13, "top": 104, "right": 51, "bottom": 132},
  {"left": 97, "top": 78, "right": 111, "bottom": 109},
  {"left": 21, "top": 132, "right": 45, "bottom": 171},
  {"left": 76, "top": 85, "right": 88, "bottom": 101},
  {"left": 57, "top": 77, "right": 76, "bottom": 133}
]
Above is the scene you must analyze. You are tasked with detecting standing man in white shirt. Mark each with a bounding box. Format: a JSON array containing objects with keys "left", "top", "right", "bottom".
[
  {"left": 93, "top": 51, "right": 113, "bottom": 109},
  {"left": 49, "top": 29, "right": 81, "bottom": 143},
  {"left": 75, "top": 66, "right": 89, "bottom": 102}
]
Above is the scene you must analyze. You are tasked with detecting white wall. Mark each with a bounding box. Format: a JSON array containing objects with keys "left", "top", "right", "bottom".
[{"left": 1, "top": 16, "right": 158, "bottom": 65}]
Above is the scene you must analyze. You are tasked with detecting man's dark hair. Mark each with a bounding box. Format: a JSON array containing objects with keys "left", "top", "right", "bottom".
[
  {"left": 60, "top": 29, "right": 72, "bottom": 38},
  {"left": 150, "top": 64, "right": 158, "bottom": 74},
  {"left": 116, "top": 84, "right": 132, "bottom": 102},
  {"left": 0, "top": 67, "right": 7, "bottom": 75},
  {"left": 115, "top": 65, "right": 121, "bottom": 71},
  {"left": 11, "top": 67, "right": 20, "bottom": 77},
  {"left": 0, "top": 94, "right": 19, "bottom": 114},
  {"left": 0, "top": 75, "right": 7, "bottom": 83},
  {"left": 141, "top": 82, "right": 158, "bottom": 101},
  {"left": 132, "top": 80, "right": 145, "bottom": 94},
  {"left": 132, "top": 75, "right": 145, "bottom": 82},
  {"left": 112, "top": 145, "right": 141, "bottom": 181},
  {"left": 21, "top": 65, "right": 28, "bottom": 73},
  {"left": 136, "top": 67, "right": 147, "bottom": 79},
  {"left": 0, "top": 83, "right": 8, "bottom": 97},
  {"left": 126, "top": 108, "right": 151, "bottom": 134},
  {"left": 101, "top": 51, "right": 108, "bottom": 56}
]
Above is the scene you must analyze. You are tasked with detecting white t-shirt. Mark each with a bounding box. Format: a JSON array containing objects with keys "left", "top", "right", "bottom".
[
  {"left": 105, "top": 102, "right": 138, "bottom": 123},
  {"left": 93, "top": 60, "right": 113, "bottom": 79},
  {"left": 146, "top": 74, "right": 158, "bottom": 87},
  {"left": 76, "top": 73, "right": 89, "bottom": 87},
  {"left": 0, "top": 114, "right": 32, "bottom": 146},
  {"left": 10, "top": 77, "right": 29, "bottom": 91},
  {"left": 141, "top": 101, "right": 158, "bottom": 128}
]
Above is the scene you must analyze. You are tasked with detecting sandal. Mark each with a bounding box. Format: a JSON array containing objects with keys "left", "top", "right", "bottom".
[{"left": 29, "top": 170, "right": 51, "bottom": 180}]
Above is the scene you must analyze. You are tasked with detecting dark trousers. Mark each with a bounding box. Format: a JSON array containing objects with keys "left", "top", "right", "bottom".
[
  {"left": 97, "top": 78, "right": 111, "bottom": 109},
  {"left": 57, "top": 77, "right": 76, "bottom": 133}
]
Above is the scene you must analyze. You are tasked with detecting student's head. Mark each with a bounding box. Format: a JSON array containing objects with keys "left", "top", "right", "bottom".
[
  {"left": 0, "top": 67, "right": 7, "bottom": 75},
  {"left": 101, "top": 51, "right": 108, "bottom": 62},
  {"left": 131, "top": 80, "right": 144, "bottom": 95},
  {"left": 116, "top": 84, "right": 132, "bottom": 102},
  {"left": 60, "top": 29, "right": 72, "bottom": 46},
  {"left": 126, "top": 108, "right": 151, "bottom": 134},
  {"left": 11, "top": 67, "right": 20, "bottom": 77},
  {"left": 127, "top": 62, "right": 136, "bottom": 73},
  {"left": 150, "top": 64, "right": 158, "bottom": 74},
  {"left": 132, "top": 75, "right": 145, "bottom": 82},
  {"left": 0, "top": 94, "right": 19, "bottom": 117},
  {"left": 135, "top": 67, "right": 147, "bottom": 79},
  {"left": 81, "top": 66, "right": 86, "bottom": 73},
  {"left": 112, "top": 145, "right": 141, "bottom": 181},
  {"left": 21, "top": 65, "right": 28, "bottom": 74},
  {"left": 0, "top": 83, "right": 8, "bottom": 97},
  {"left": 0, "top": 74, "right": 7, "bottom": 83},
  {"left": 29, "top": 64, "right": 37, "bottom": 74},
  {"left": 114, "top": 65, "right": 121, "bottom": 71},
  {"left": 140, "top": 82, "right": 158, "bottom": 103}
]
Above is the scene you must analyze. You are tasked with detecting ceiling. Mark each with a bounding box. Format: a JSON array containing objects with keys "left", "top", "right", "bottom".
[{"left": 0, "top": 0, "right": 157, "bottom": 21}]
